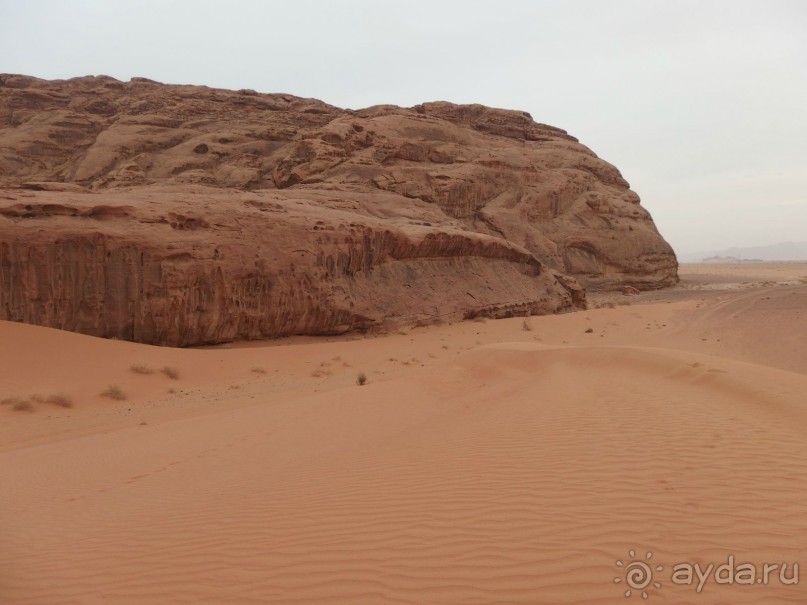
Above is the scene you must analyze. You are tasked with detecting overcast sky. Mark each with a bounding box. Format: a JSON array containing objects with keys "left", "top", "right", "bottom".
[{"left": 2, "top": 0, "right": 805, "bottom": 257}]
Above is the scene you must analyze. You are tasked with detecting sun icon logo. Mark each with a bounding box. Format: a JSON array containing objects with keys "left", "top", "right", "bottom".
[{"left": 614, "top": 549, "right": 663, "bottom": 599}]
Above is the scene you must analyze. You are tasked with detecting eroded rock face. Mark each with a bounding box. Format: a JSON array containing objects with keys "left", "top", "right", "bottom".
[
  {"left": 0, "top": 187, "right": 585, "bottom": 345},
  {"left": 0, "top": 74, "right": 676, "bottom": 345}
]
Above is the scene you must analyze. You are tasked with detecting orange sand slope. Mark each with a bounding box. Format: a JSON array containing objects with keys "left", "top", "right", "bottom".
[{"left": 2, "top": 263, "right": 807, "bottom": 604}]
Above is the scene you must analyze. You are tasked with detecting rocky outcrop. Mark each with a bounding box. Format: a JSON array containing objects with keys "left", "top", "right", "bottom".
[
  {"left": 0, "top": 74, "right": 676, "bottom": 345},
  {"left": 0, "top": 187, "right": 582, "bottom": 346}
]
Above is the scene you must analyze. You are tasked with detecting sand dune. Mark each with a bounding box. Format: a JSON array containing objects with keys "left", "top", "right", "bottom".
[{"left": 2, "top": 264, "right": 807, "bottom": 603}]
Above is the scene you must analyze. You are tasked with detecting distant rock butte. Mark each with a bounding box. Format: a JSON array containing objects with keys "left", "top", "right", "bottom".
[{"left": 0, "top": 74, "right": 677, "bottom": 346}]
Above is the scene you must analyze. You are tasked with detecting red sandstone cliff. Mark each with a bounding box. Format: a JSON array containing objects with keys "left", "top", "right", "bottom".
[{"left": 0, "top": 74, "right": 676, "bottom": 345}]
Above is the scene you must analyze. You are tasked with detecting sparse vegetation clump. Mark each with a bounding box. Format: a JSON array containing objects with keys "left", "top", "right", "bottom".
[
  {"left": 522, "top": 318, "right": 532, "bottom": 331},
  {"left": 100, "top": 385, "right": 127, "bottom": 400},
  {"left": 46, "top": 394, "right": 73, "bottom": 408},
  {"left": 356, "top": 372, "right": 368, "bottom": 386},
  {"left": 161, "top": 366, "right": 180, "bottom": 380},
  {"left": 2, "top": 397, "right": 30, "bottom": 411},
  {"left": 251, "top": 367, "right": 267, "bottom": 375},
  {"left": 3, "top": 394, "right": 73, "bottom": 411},
  {"left": 130, "top": 363, "right": 154, "bottom": 374},
  {"left": 12, "top": 399, "right": 34, "bottom": 412}
]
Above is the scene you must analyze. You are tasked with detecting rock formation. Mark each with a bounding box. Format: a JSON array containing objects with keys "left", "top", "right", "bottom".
[{"left": 0, "top": 74, "right": 677, "bottom": 345}]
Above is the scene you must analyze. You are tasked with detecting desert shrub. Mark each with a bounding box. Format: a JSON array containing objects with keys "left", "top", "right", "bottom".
[
  {"left": 522, "top": 318, "right": 532, "bottom": 331},
  {"left": 12, "top": 399, "right": 34, "bottom": 412},
  {"left": 251, "top": 367, "right": 267, "bottom": 374},
  {"left": 161, "top": 366, "right": 180, "bottom": 380},
  {"left": 46, "top": 394, "right": 73, "bottom": 408},
  {"left": 356, "top": 372, "right": 368, "bottom": 386},
  {"left": 130, "top": 364, "right": 154, "bottom": 374},
  {"left": 100, "top": 385, "right": 126, "bottom": 400}
]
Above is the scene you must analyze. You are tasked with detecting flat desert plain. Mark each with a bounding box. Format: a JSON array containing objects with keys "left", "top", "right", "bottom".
[{"left": 2, "top": 262, "right": 807, "bottom": 604}]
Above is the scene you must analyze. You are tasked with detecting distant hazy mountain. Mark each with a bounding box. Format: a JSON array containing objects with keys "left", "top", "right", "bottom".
[{"left": 680, "top": 241, "right": 807, "bottom": 262}]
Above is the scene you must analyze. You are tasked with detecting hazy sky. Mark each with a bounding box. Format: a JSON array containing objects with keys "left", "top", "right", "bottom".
[{"left": 2, "top": 0, "right": 805, "bottom": 256}]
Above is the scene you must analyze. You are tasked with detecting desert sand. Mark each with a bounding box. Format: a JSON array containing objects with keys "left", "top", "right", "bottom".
[{"left": 2, "top": 262, "right": 807, "bottom": 604}]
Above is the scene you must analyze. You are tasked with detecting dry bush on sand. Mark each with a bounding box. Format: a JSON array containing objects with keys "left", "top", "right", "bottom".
[
  {"left": 46, "top": 394, "right": 73, "bottom": 408},
  {"left": 100, "top": 385, "right": 126, "bottom": 400},
  {"left": 3, "top": 397, "right": 33, "bottom": 411},
  {"left": 12, "top": 399, "right": 34, "bottom": 412},
  {"left": 161, "top": 366, "right": 180, "bottom": 380}
]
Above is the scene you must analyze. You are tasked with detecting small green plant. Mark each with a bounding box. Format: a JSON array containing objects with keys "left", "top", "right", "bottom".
[
  {"left": 130, "top": 363, "right": 154, "bottom": 374},
  {"left": 100, "top": 385, "right": 126, "bottom": 400},
  {"left": 46, "top": 394, "right": 73, "bottom": 408},
  {"left": 356, "top": 372, "right": 368, "bottom": 386},
  {"left": 161, "top": 366, "right": 180, "bottom": 380}
]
